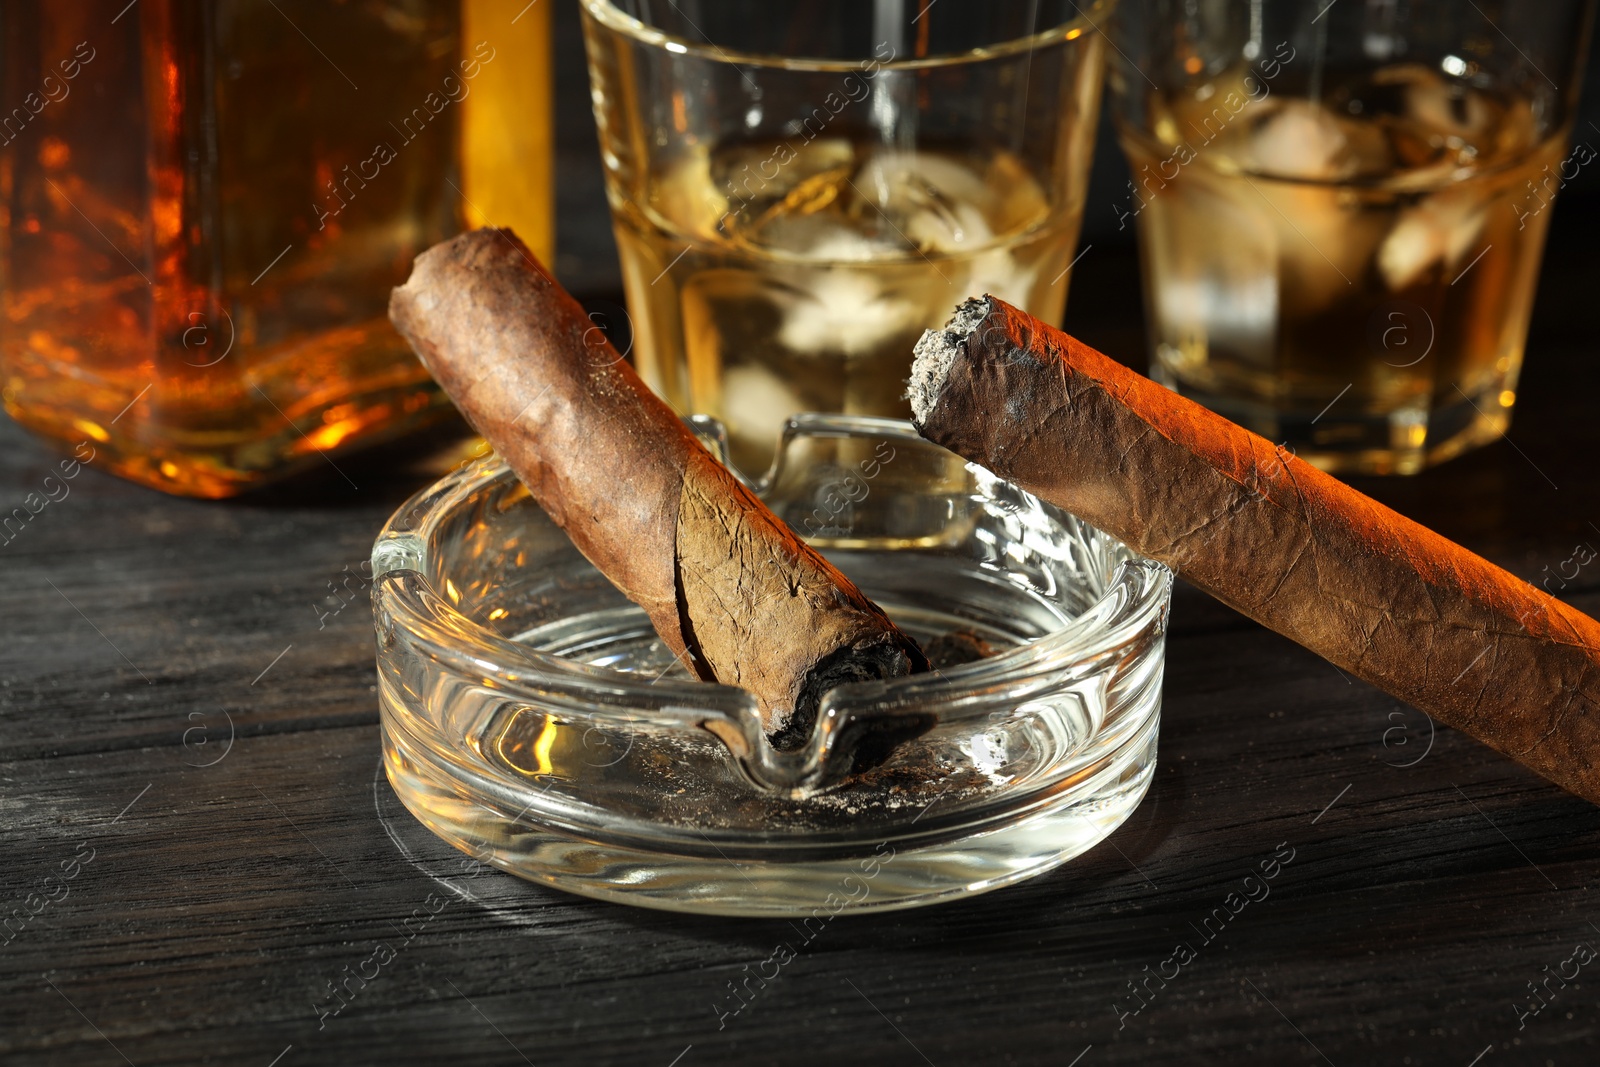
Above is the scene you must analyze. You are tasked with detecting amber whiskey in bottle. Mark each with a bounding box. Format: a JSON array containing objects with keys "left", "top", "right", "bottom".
[{"left": 1, "top": 0, "right": 552, "bottom": 497}]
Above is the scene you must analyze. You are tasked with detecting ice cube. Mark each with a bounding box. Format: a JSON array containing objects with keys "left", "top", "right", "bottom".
[
  {"left": 1157, "top": 61, "right": 1278, "bottom": 157},
  {"left": 1245, "top": 99, "right": 1394, "bottom": 182},
  {"left": 711, "top": 137, "right": 855, "bottom": 208},
  {"left": 1245, "top": 101, "right": 1347, "bottom": 178},
  {"left": 1145, "top": 174, "right": 1279, "bottom": 373},
  {"left": 1378, "top": 192, "right": 1486, "bottom": 291},
  {"left": 903, "top": 199, "right": 993, "bottom": 255},
  {"left": 1386, "top": 63, "right": 1495, "bottom": 142},
  {"left": 722, "top": 361, "right": 804, "bottom": 466},
  {"left": 966, "top": 248, "right": 1033, "bottom": 310},
  {"left": 751, "top": 210, "right": 902, "bottom": 261},
  {"left": 849, "top": 149, "right": 1000, "bottom": 254},
  {"left": 772, "top": 250, "right": 919, "bottom": 357},
  {"left": 1377, "top": 209, "right": 1445, "bottom": 290},
  {"left": 705, "top": 137, "right": 858, "bottom": 239},
  {"left": 1225, "top": 103, "right": 1391, "bottom": 310}
]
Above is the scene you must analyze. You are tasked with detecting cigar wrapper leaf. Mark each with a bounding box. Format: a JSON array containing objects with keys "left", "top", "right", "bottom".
[
  {"left": 389, "top": 229, "right": 929, "bottom": 770},
  {"left": 911, "top": 296, "right": 1600, "bottom": 805}
]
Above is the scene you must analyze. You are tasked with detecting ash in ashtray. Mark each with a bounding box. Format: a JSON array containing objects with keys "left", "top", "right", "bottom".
[{"left": 921, "top": 628, "right": 999, "bottom": 670}]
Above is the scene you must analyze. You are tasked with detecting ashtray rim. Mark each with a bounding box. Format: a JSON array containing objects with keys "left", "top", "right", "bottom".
[{"left": 371, "top": 415, "right": 1173, "bottom": 737}]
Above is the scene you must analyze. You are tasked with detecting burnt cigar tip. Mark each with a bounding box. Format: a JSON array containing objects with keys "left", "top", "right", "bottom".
[
  {"left": 777, "top": 637, "right": 924, "bottom": 752},
  {"left": 908, "top": 296, "right": 992, "bottom": 425}
]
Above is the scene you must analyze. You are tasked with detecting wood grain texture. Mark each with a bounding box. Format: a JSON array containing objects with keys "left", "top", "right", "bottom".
[{"left": 5, "top": 202, "right": 1600, "bottom": 1067}]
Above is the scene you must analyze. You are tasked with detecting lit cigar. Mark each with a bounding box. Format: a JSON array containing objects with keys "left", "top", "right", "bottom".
[
  {"left": 389, "top": 229, "right": 927, "bottom": 752},
  {"left": 910, "top": 296, "right": 1600, "bottom": 804}
]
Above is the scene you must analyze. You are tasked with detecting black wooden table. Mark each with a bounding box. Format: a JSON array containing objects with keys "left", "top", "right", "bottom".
[{"left": 6, "top": 181, "right": 1600, "bottom": 1065}]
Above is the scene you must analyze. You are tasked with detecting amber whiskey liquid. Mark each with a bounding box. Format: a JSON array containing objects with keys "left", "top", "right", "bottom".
[{"left": 614, "top": 137, "right": 1081, "bottom": 474}]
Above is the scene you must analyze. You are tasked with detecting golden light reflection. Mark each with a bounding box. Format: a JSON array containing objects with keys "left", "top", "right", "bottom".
[
  {"left": 490, "top": 709, "right": 568, "bottom": 779},
  {"left": 531, "top": 716, "right": 559, "bottom": 775},
  {"left": 71, "top": 418, "right": 109, "bottom": 443},
  {"left": 303, "top": 416, "right": 364, "bottom": 451}
]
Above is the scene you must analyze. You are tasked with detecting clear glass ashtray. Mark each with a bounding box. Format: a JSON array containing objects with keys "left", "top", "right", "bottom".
[{"left": 372, "top": 415, "right": 1172, "bottom": 916}]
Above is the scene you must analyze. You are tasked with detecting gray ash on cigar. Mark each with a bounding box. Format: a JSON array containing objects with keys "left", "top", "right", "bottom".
[{"left": 907, "top": 296, "right": 987, "bottom": 424}]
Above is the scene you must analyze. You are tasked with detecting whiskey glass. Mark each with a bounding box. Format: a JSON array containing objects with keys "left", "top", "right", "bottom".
[
  {"left": 581, "top": 0, "right": 1111, "bottom": 474},
  {"left": 1110, "top": 0, "right": 1596, "bottom": 474}
]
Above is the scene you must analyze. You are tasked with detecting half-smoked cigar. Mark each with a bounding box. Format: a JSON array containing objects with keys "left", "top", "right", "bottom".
[
  {"left": 911, "top": 296, "right": 1600, "bottom": 804},
  {"left": 391, "top": 229, "right": 927, "bottom": 750}
]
